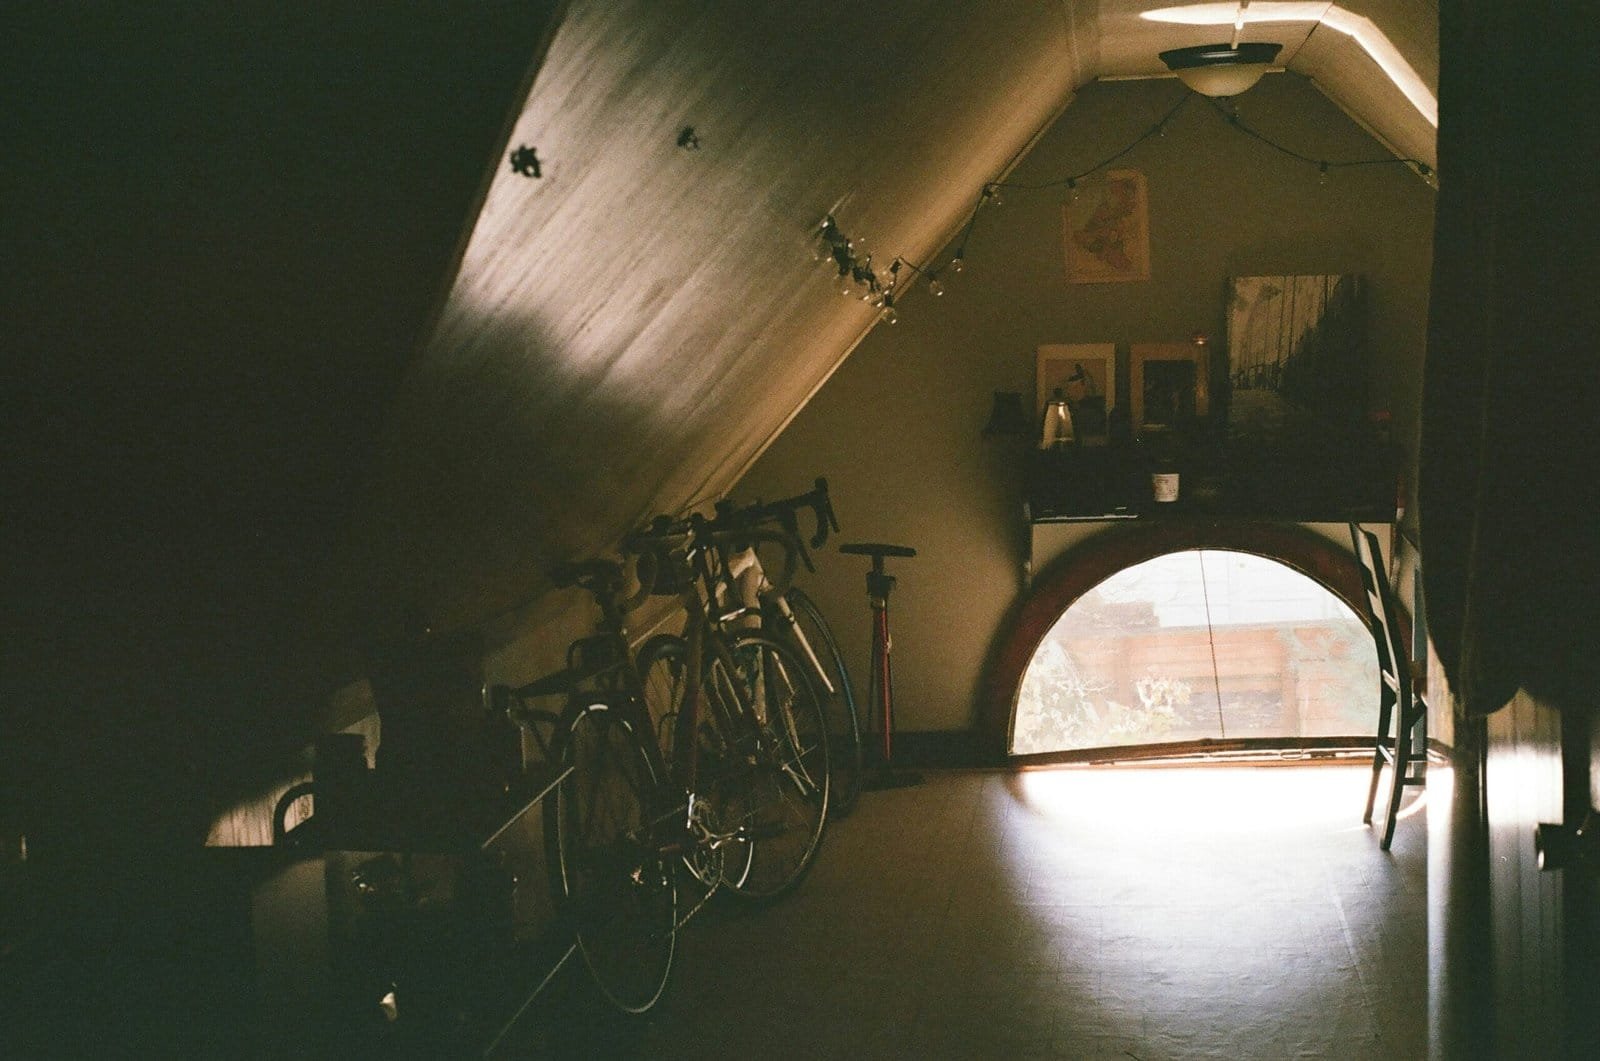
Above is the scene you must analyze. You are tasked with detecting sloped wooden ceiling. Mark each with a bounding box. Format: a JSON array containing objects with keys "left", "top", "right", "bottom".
[
  {"left": 337, "top": 0, "right": 1095, "bottom": 634},
  {"left": 340, "top": 0, "right": 1437, "bottom": 639}
]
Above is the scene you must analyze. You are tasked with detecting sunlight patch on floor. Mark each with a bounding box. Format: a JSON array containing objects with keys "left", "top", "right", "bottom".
[{"left": 1013, "top": 763, "right": 1392, "bottom": 835}]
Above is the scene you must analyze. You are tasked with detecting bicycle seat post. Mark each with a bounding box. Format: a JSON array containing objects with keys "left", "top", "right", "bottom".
[{"left": 839, "top": 542, "right": 921, "bottom": 791}]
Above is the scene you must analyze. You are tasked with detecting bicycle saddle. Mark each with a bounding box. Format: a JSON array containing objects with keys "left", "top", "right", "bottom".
[
  {"left": 549, "top": 558, "right": 625, "bottom": 589},
  {"left": 839, "top": 542, "right": 917, "bottom": 559}
]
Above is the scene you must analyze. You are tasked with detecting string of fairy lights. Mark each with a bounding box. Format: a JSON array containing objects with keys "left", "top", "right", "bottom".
[{"left": 818, "top": 88, "right": 1436, "bottom": 324}]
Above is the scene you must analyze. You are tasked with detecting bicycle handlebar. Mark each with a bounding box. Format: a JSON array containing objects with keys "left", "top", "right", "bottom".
[
  {"left": 711, "top": 477, "right": 839, "bottom": 572},
  {"left": 624, "top": 512, "right": 803, "bottom": 601}
]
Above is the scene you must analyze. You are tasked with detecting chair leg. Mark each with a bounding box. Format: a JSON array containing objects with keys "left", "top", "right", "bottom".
[
  {"left": 1380, "top": 695, "right": 1421, "bottom": 851},
  {"left": 1364, "top": 685, "right": 1396, "bottom": 826},
  {"left": 1380, "top": 760, "right": 1403, "bottom": 850}
]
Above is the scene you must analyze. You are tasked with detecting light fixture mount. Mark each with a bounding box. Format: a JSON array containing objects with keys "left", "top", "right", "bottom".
[{"left": 1159, "top": 41, "right": 1282, "bottom": 98}]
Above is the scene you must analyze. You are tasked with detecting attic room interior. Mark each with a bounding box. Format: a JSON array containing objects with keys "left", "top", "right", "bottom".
[{"left": 5, "top": 1, "right": 1600, "bottom": 1057}]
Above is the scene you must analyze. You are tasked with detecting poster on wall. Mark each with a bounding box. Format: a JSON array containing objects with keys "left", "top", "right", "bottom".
[
  {"left": 1063, "top": 170, "right": 1150, "bottom": 284},
  {"left": 1225, "top": 274, "right": 1367, "bottom": 433}
]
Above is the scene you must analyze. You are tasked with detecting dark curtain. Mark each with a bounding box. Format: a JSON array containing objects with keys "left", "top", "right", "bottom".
[{"left": 1421, "top": 0, "right": 1600, "bottom": 715}]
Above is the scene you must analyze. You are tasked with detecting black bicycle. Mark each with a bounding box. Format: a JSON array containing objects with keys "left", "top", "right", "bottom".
[
  {"left": 499, "top": 558, "right": 679, "bottom": 1019},
  {"left": 631, "top": 513, "right": 833, "bottom": 902}
]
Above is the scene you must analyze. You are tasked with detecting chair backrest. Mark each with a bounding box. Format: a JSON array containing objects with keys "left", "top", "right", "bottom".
[{"left": 1349, "top": 524, "right": 1407, "bottom": 693}]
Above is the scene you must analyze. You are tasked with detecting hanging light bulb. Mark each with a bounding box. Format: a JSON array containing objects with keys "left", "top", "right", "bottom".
[
  {"left": 928, "top": 277, "right": 945, "bottom": 297},
  {"left": 1067, "top": 177, "right": 1080, "bottom": 202},
  {"left": 1318, "top": 162, "right": 1330, "bottom": 186},
  {"left": 883, "top": 306, "right": 898, "bottom": 324},
  {"left": 950, "top": 254, "right": 964, "bottom": 273}
]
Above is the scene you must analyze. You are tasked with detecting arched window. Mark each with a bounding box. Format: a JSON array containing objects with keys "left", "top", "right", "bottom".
[{"left": 1011, "top": 549, "right": 1377, "bottom": 756}]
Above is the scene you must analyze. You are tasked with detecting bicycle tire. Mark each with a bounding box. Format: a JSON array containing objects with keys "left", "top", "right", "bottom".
[
  {"left": 717, "top": 632, "right": 830, "bottom": 902},
  {"left": 547, "top": 700, "right": 676, "bottom": 1015},
  {"left": 636, "top": 633, "right": 689, "bottom": 766},
  {"left": 779, "top": 587, "right": 862, "bottom": 817}
]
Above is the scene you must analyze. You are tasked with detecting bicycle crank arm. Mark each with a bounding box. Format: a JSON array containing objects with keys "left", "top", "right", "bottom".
[{"left": 726, "top": 820, "right": 788, "bottom": 844}]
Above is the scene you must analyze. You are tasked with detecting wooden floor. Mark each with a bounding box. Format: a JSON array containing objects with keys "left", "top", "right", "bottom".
[{"left": 525, "top": 763, "right": 1427, "bottom": 1059}]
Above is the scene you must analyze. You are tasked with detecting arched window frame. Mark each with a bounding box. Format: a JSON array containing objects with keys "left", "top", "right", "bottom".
[{"left": 982, "top": 522, "right": 1396, "bottom": 764}]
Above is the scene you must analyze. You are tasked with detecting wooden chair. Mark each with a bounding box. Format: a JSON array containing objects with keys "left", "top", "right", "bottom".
[{"left": 1349, "top": 524, "right": 1427, "bottom": 850}]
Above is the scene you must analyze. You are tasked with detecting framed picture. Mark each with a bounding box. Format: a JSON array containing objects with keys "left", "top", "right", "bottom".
[
  {"left": 1063, "top": 169, "right": 1150, "bottom": 284},
  {"left": 1130, "top": 342, "right": 1208, "bottom": 434},
  {"left": 1225, "top": 274, "right": 1367, "bottom": 431},
  {"left": 1037, "top": 343, "right": 1116, "bottom": 444}
]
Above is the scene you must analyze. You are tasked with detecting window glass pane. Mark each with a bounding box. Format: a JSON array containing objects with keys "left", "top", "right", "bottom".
[{"left": 1012, "top": 550, "right": 1377, "bottom": 755}]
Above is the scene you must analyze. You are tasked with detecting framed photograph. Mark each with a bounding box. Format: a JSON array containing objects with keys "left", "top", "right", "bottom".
[
  {"left": 1130, "top": 342, "right": 1208, "bottom": 434},
  {"left": 1037, "top": 343, "right": 1116, "bottom": 444},
  {"left": 1225, "top": 274, "right": 1367, "bottom": 431},
  {"left": 1063, "top": 169, "right": 1150, "bottom": 284}
]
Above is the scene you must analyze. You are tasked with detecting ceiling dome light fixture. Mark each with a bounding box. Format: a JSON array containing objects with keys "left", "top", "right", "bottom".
[
  {"left": 1159, "top": 41, "right": 1283, "bottom": 97},
  {"left": 1159, "top": 1, "right": 1282, "bottom": 98}
]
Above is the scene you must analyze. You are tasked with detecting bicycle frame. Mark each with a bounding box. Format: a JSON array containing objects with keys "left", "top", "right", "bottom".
[
  {"left": 726, "top": 545, "right": 837, "bottom": 698},
  {"left": 661, "top": 526, "right": 768, "bottom": 795},
  {"left": 710, "top": 478, "right": 841, "bottom": 695}
]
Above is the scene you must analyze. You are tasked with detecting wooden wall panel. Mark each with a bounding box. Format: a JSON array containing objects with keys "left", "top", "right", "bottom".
[{"left": 1485, "top": 693, "right": 1567, "bottom": 1058}]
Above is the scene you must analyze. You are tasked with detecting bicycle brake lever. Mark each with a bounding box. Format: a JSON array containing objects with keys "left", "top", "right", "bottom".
[{"left": 811, "top": 477, "right": 838, "bottom": 546}]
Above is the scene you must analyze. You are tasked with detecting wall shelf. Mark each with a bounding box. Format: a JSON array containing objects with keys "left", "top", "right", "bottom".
[{"left": 1024, "top": 432, "right": 1397, "bottom": 524}]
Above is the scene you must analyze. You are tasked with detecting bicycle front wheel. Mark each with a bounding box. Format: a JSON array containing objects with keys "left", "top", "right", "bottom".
[
  {"left": 781, "top": 587, "right": 862, "bottom": 817},
  {"left": 719, "top": 633, "right": 830, "bottom": 903},
  {"left": 548, "top": 700, "right": 676, "bottom": 1015},
  {"left": 636, "top": 633, "right": 689, "bottom": 768}
]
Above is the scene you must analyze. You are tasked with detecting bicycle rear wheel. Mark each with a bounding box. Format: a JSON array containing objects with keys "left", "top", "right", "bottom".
[
  {"left": 779, "top": 587, "right": 862, "bottom": 817},
  {"left": 637, "top": 633, "right": 739, "bottom": 890},
  {"left": 717, "top": 633, "right": 830, "bottom": 902},
  {"left": 547, "top": 700, "right": 676, "bottom": 1015}
]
